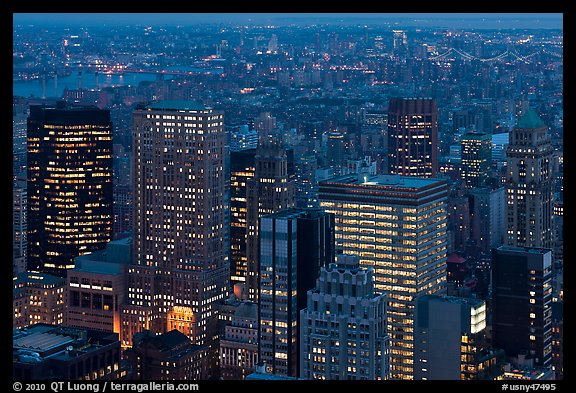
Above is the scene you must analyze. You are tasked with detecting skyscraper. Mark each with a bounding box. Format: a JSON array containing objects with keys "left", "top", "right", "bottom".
[
  {"left": 230, "top": 148, "right": 256, "bottom": 285},
  {"left": 246, "top": 140, "right": 295, "bottom": 302},
  {"left": 414, "top": 295, "right": 504, "bottom": 380},
  {"left": 460, "top": 132, "right": 492, "bottom": 188},
  {"left": 387, "top": 97, "right": 438, "bottom": 178},
  {"left": 300, "top": 254, "right": 390, "bottom": 380},
  {"left": 319, "top": 173, "right": 448, "bottom": 379},
  {"left": 469, "top": 186, "right": 506, "bottom": 253},
  {"left": 505, "top": 109, "right": 554, "bottom": 248},
  {"left": 124, "top": 101, "right": 228, "bottom": 370},
  {"left": 13, "top": 178, "right": 27, "bottom": 277},
  {"left": 27, "top": 102, "right": 113, "bottom": 276},
  {"left": 259, "top": 208, "right": 335, "bottom": 377},
  {"left": 492, "top": 246, "right": 553, "bottom": 368}
]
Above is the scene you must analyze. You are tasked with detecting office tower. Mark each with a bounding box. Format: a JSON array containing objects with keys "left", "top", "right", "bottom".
[
  {"left": 230, "top": 149, "right": 256, "bottom": 285},
  {"left": 414, "top": 295, "right": 504, "bottom": 380},
  {"left": 491, "top": 132, "right": 510, "bottom": 169},
  {"left": 219, "top": 301, "right": 259, "bottom": 380},
  {"left": 13, "top": 324, "right": 123, "bottom": 380},
  {"left": 551, "top": 302, "right": 563, "bottom": 379},
  {"left": 13, "top": 272, "right": 65, "bottom": 329},
  {"left": 326, "top": 131, "right": 345, "bottom": 172},
  {"left": 112, "top": 184, "right": 132, "bottom": 239},
  {"left": 505, "top": 109, "right": 554, "bottom": 248},
  {"left": 319, "top": 173, "right": 448, "bottom": 379},
  {"left": 230, "top": 125, "right": 258, "bottom": 152},
  {"left": 254, "top": 112, "right": 277, "bottom": 137},
  {"left": 126, "top": 330, "right": 209, "bottom": 380},
  {"left": 13, "top": 111, "right": 28, "bottom": 180},
  {"left": 469, "top": 187, "right": 506, "bottom": 253},
  {"left": 387, "top": 97, "right": 438, "bottom": 178},
  {"left": 125, "top": 101, "right": 227, "bottom": 369},
  {"left": 447, "top": 192, "right": 471, "bottom": 253},
  {"left": 259, "top": 208, "right": 335, "bottom": 377},
  {"left": 300, "top": 254, "right": 390, "bottom": 380},
  {"left": 246, "top": 140, "right": 295, "bottom": 302},
  {"left": 492, "top": 246, "right": 553, "bottom": 368},
  {"left": 295, "top": 155, "right": 318, "bottom": 208},
  {"left": 66, "top": 237, "right": 130, "bottom": 334},
  {"left": 27, "top": 102, "right": 113, "bottom": 276},
  {"left": 392, "top": 30, "right": 408, "bottom": 58},
  {"left": 13, "top": 178, "right": 27, "bottom": 276},
  {"left": 460, "top": 132, "right": 492, "bottom": 188},
  {"left": 552, "top": 200, "right": 563, "bottom": 269}
]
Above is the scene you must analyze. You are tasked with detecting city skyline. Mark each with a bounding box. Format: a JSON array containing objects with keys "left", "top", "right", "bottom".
[
  {"left": 13, "top": 13, "right": 563, "bottom": 29},
  {"left": 12, "top": 12, "right": 563, "bottom": 383}
]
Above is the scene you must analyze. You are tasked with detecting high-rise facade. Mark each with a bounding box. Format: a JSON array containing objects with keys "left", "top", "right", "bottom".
[
  {"left": 505, "top": 109, "right": 554, "bottom": 248},
  {"left": 414, "top": 295, "right": 504, "bottom": 380},
  {"left": 295, "top": 155, "right": 319, "bottom": 208},
  {"left": 300, "top": 254, "right": 390, "bottom": 380},
  {"left": 469, "top": 186, "right": 506, "bottom": 253},
  {"left": 13, "top": 178, "right": 27, "bottom": 276},
  {"left": 492, "top": 246, "right": 553, "bottom": 368},
  {"left": 259, "top": 208, "right": 335, "bottom": 377},
  {"left": 13, "top": 272, "right": 65, "bottom": 329},
  {"left": 387, "top": 97, "right": 438, "bottom": 178},
  {"left": 27, "top": 102, "right": 113, "bottom": 276},
  {"left": 319, "top": 173, "right": 448, "bottom": 379},
  {"left": 230, "top": 149, "right": 256, "bottom": 286},
  {"left": 123, "top": 101, "right": 228, "bottom": 370},
  {"left": 246, "top": 140, "right": 295, "bottom": 302},
  {"left": 460, "top": 132, "right": 492, "bottom": 188}
]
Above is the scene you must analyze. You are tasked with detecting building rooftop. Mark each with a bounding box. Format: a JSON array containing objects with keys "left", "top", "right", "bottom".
[
  {"left": 13, "top": 326, "right": 76, "bottom": 353},
  {"left": 496, "top": 245, "right": 552, "bottom": 255},
  {"left": 321, "top": 173, "right": 444, "bottom": 189},
  {"left": 516, "top": 108, "right": 546, "bottom": 129},
  {"left": 419, "top": 294, "right": 484, "bottom": 307},
  {"left": 146, "top": 100, "right": 210, "bottom": 111},
  {"left": 13, "top": 272, "right": 65, "bottom": 287}
]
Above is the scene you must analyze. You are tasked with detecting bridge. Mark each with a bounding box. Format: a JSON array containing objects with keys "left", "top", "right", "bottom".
[{"left": 429, "top": 47, "right": 562, "bottom": 64}]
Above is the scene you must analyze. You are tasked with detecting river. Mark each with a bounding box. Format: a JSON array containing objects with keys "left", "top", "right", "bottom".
[{"left": 13, "top": 67, "right": 223, "bottom": 98}]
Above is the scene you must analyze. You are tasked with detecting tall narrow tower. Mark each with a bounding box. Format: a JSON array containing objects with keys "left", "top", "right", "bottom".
[
  {"left": 124, "top": 101, "right": 228, "bottom": 369},
  {"left": 387, "top": 97, "right": 438, "bottom": 178},
  {"left": 505, "top": 109, "right": 554, "bottom": 248},
  {"left": 245, "top": 139, "right": 295, "bottom": 302}
]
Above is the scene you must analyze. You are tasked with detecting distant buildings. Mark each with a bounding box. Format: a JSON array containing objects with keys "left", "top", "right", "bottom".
[
  {"left": 300, "top": 254, "right": 390, "bottom": 380},
  {"left": 414, "top": 295, "right": 504, "bottom": 380},
  {"left": 126, "top": 330, "right": 209, "bottom": 380},
  {"left": 27, "top": 102, "right": 113, "bottom": 276},
  {"left": 259, "top": 208, "right": 335, "bottom": 377},
  {"left": 230, "top": 125, "right": 258, "bottom": 152},
  {"left": 13, "top": 272, "right": 65, "bottom": 329},
  {"left": 13, "top": 324, "right": 123, "bottom": 380},
  {"left": 492, "top": 246, "right": 553, "bottom": 368},
  {"left": 387, "top": 97, "right": 439, "bottom": 178},
  {"left": 319, "top": 173, "right": 448, "bottom": 379},
  {"left": 123, "top": 101, "right": 227, "bottom": 374},
  {"left": 505, "top": 109, "right": 554, "bottom": 248}
]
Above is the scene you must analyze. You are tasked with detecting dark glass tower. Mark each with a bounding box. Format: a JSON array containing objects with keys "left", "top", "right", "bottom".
[
  {"left": 258, "top": 207, "right": 335, "bottom": 377},
  {"left": 492, "top": 246, "right": 553, "bottom": 368},
  {"left": 387, "top": 97, "right": 438, "bottom": 178},
  {"left": 27, "top": 102, "right": 113, "bottom": 276}
]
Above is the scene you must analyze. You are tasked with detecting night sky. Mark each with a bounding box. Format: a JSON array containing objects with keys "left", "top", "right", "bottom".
[{"left": 13, "top": 13, "right": 563, "bottom": 29}]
